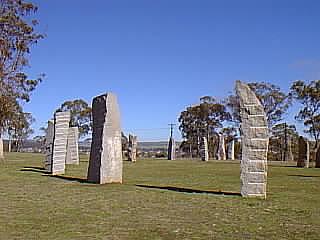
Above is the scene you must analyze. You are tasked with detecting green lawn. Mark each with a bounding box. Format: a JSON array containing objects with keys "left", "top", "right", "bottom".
[{"left": 0, "top": 153, "right": 319, "bottom": 240}]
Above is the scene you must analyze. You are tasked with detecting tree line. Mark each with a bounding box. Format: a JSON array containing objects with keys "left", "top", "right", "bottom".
[
  {"left": 1, "top": 1, "right": 319, "bottom": 162},
  {"left": 178, "top": 80, "right": 320, "bottom": 161}
]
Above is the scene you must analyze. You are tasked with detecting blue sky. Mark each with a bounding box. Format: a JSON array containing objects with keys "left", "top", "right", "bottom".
[{"left": 24, "top": 0, "right": 320, "bottom": 141}]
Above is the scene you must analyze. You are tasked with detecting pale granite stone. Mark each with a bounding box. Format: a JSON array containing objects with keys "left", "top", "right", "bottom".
[
  {"left": 227, "top": 140, "right": 235, "bottom": 160},
  {"left": 87, "top": 93, "right": 122, "bottom": 184},
  {"left": 66, "top": 127, "right": 79, "bottom": 165},
  {"left": 217, "top": 134, "right": 226, "bottom": 160},
  {"left": 200, "top": 137, "right": 209, "bottom": 161},
  {"left": 236, "top": 80, "right": 268, "bottom": 198},
  {"left": 168, "top": 137, "right": 175, "bottom": 160},
  {"left": 51, "top": 111, "right": 70, "bottom": 175},
  {"left": 128, "top": 134, "right": 137, "bottom": 162}
]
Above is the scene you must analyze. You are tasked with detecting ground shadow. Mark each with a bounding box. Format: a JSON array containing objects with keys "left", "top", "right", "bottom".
[
  {"left": 46, "top": 175, "right": 91, "bottom": 183},
  {"left": 136, "top": 184, "right": 241, "bottom": 196},
  {"left": 20, "top": 166, "right": 49, "bottom": 174},
  {"left": 288, "top": 174, "right": 320, "bottom": 178}
]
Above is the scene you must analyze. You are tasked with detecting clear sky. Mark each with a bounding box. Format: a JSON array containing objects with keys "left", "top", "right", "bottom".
[{"left": 24, "top": 0, "right": 320, "bottom": 141}]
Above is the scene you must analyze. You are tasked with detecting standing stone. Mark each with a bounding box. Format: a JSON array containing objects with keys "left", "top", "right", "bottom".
[
  {"left": 316, "top": 147, "right": 320, "bottom": 168},
  {"left": 87, "top": 93, "right": 122, "bottom": 184},
  {"left": 128, "top": 134, "right": 137, "bottom": 162},
  {"left": 200, "top": 137, "right": 209, "bottom": 161},
  {"left": 66, "top": 127, "right": 79, "bottom": 165},
  {"left": 227, "top": 139, "right": 235, "bottom": 160},
  {"left": 297, "top": 136, "right": 309, "bottom": 168},
  {"left": 0, "top": 137, "right": 4, "bottom": 159},
  {"left": 44, "top": 120, "right": 54, "bottom": 171},
  {"left": 217, "top": 134, "right": 226, "bottom": 160},
  {"left": 51, "top": 111, "right": 70, "bottom": 175},
  {"left": 236, "top": 80, "right": 269, "bottom": 198},
  {"left": 284, "top": 137, "right": 294, "bottom": 162},
  {"left": 168, "top": 137, "right": 176, "bottom": 160},
  {"left": 306, "top": 140, "right": 310, "bottom": 168}
]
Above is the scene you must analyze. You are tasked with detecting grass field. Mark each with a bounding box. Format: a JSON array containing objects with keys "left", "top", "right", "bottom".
[{"left": 0, "top": 153, "right": 319, "bottom": 240}]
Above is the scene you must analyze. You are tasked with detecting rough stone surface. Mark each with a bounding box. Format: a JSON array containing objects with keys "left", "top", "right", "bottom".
[
  {"left": 297, "top": 137, "right": 309, "bottom": 168},
  {"left": 285, "top": 137, "right": 294, "bottom": 162},
  {"left": 217, "top": 134, "right": 226, "bottom": 160},
  {"left": 236, "top": 80, "right": 268, "bottom": 198},
  {"left": 87, "top": 93, "right": 122, "bottom": 184},
  {"left": 128, "top": 134, "right": 137, "bottom": 162},
  {"left": 51, "top": 111, "right": 70, "bottom": 175},
  {"left": 44, "top": 120, "right": 54, "bottom": 171},
  {"left": 200, "top": 137, "right": 209, "bottom": 161},
  {"left": 316, "top": 147, "right": 320, "bottom": 168},
  {"left": 66, "top": 127, "right": 79, "bottom": 165},
  {"left": 227, "top": 140, "right": 235, "bottom": 160},
  {"left": 0, "top": 138, "right": 4, "bottom": 159},
  {"left": 168, "top": 137, "right": 175, "bottom": 160}
]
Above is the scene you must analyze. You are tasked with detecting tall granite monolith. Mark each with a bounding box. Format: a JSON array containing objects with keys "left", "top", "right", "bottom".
[
  {"left": 236, "top": 80, "right": 269, "bottom": 198},
  {"left": 217, "top": 134, "right": 226, "bottom": 160},
  {"left": 44, "top": 120, "right": 54, "bottom": 171},
  {"left": 168, "top": 137, "right": 175, "bottom": 160},
  {"left": 227, "top": 139, "right": 235, "bottom": 160},
  {"left": 316, "top": 147, "right": 320, "bottom": 168},
  {"left": 128, "top": 134, "right": 137, "bottom": 162},
  {"left": 87, "top": 93, "right": 122, "bottom": 184},
  {"left": 200, "top": 137, "right": 209, "bottom": 161},
  {"left": 66, "top": 127, "right": 79, "bottom": 165},
  {"left": 51, "top": 111, "right": 70, "bottom": 175},
  {"left": 297, "top": 136, "right": 309, "bottom": 168}
]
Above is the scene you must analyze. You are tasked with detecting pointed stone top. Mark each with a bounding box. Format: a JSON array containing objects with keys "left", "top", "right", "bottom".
[{"left": 235, "top": 80, "right": 262, "bottom": 106}]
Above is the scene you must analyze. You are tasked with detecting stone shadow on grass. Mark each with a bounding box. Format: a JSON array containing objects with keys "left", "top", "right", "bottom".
[
  {"left": 20, "top": 166, "right": 49, "bottom": 174},
  {"left": 288, "top": 174, "right": 320, "bottom": 178},
  {"left": 46, "top": 175, "right": 91, "bottom": 183},
  {"left": 136, "top": 184, "right": 241, "bottom": 196}
]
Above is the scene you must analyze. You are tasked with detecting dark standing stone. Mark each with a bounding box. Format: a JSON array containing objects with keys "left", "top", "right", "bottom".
[
  {"left": 44, "top": 120, "right": 54, "bottom": 171},
  {"left": 316, "top": 147, "right": 320, "bottom": 168},
  {"left": 297, "top": 136, "right": 309, "bottom": 168},
  {"left": 87, "top": 93, "right": 122, "bottom": 184}
]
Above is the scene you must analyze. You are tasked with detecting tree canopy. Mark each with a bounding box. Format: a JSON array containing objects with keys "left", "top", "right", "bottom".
[
  {"left": 290, "top": 80, "right": 320, "bottom": 148},
  {"left": 0, "top": 0, "right": 43, "bottom": 135}
]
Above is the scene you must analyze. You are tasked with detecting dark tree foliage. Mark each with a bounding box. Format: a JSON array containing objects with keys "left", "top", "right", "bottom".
[
  {"left": 226, "top": 81, "right": 291, "bottom": 129},
  {"left": 290, "top": 80, "right": 320, "bottom": 148},
  {"left": 248, "top": 82, "right": 291, "bottom": 128},
  {"left": 56, "top": 99, "right": 92, "bottom": 138},
  {"left": 0, "top": 0, "right": 43, "bottom": 134},
  {"left": 179, "top": 96, "right": 231, "bottom": 156}
]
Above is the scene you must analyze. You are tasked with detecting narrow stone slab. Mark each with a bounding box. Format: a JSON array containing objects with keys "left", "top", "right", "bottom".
[
  {"left": 168, "top": 137, "right": 175, "bottom": 160},
  {"left": 297, "top": 136, "right": 309, "bottom": 168},
  {"left": 236, "top": 80, "right": 268, "bottom": 198},
  {"left": 66, "top": 127, "right": 79, "bottom": 165},
  {"left": 227, "top": 140, "right": 235, "bottom": 160},
  {"left": 128, "top": 134, "right": 137, "bottom": 162},
  {"left": 44, "top": 120, "right": 54, "bottom": 171},
  {"left": 200, "top": 137, "right": 209, "bottom": 161},
  {"left": 217, "top": 134, "right": 226, "bottom": 160},
  {"left": 51, "top": 111, "right": 70, "bottom": 175},
  {"left": 316, "top": 147, "right": 320, "bottom": 168},
  {"left": 87, "top": 93, "right": 122, "bottom": 184},
  {"left": 0, "top": 138, "right": 4, "bottom": 159}
]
